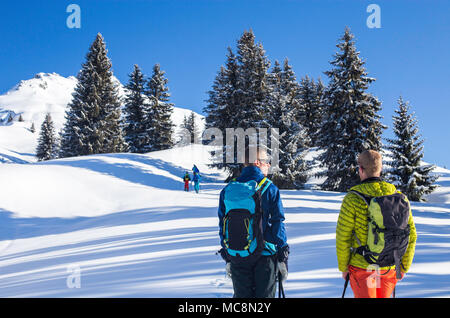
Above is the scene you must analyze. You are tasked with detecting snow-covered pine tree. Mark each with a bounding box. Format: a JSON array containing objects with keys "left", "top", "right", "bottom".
[
  {"left": 182, "top": 115, "right": 189, "bottom": 129},
  {"left": 280, "top": 58, "right": 301, "bottom": 103},
  {"left": 101, "top": 73, "right": 125, "bottom": 154},
  {"left": 386, "top": 97, "right": 438, "bottom": 201},
  {"left": 298, "top": 76, "right": 324, "bottom": 147},
  {"left": 177, "top": 115, "right": 190, "bottom": 146},
  {"left": 232, "top": 30, "right": 272, "bottom": 177},
  {"left": 235, "top": 30, "right": 271, "bottom": 129},
  {"left": 177, "top": 112, "right": 201, "bottom": 145},
  {"left": 266, "top": 60, "right": 284, "bottom": 128},
  {"left": 144, "top": 63, "right": 174, "bottom": 152},
  {"left": 60, "top": 33, "right": 125, "bottom": 158},
  {"left": 36, "top": 113, "right": 57, "bottom": 161},
  {"left": 267, "top": 59, "right": 310, "bottom": 189},
  {"left": 318, "top": 27, "right": 386, "bottom": 192},
  {"left": 187, "top": 111, "right": 201, "bottom": 144},
  {"left": 123, "top": 64, "right": 148, "bottom": 153},
  {"left": 204, "top": 47, "right": 241, "bottom": 180},
  {"left": 205, "top": 30, "right": 273, "bottom": 180},
  {"left": 279, "top": 58, "right": 310, "bottom": 142}
]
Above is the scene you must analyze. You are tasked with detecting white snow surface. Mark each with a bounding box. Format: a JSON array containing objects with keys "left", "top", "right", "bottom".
[
  {"left": 0, "top": 143, "right": 449, "bottom": 298},
  {"left": 0, "top": 72, "right": 449, "bottom": 298}
]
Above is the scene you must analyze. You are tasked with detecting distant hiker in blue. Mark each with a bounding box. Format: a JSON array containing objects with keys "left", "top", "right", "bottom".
[
  {"left": 192, "top": 172, "right": 201, "bottom": 193},
  {"left": 217, "top": 147, "right": 289, "bottom": 298},
  {"left": 182, "top": 171, "right": 191, "bottom": 191},
  {"left": 191, "top": 164, "right": 201, "bottom": 193}
]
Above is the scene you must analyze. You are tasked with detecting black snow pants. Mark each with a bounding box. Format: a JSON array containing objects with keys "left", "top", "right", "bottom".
[{"left": 230, "top": 255, "right": 278, "bottom": 298}]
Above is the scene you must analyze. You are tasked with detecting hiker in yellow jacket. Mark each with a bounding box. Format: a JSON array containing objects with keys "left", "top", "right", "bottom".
[{"left": 336, "top": 150, "right": 417, "bottom": 298}]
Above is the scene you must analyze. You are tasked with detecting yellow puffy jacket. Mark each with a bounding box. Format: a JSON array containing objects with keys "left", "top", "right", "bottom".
[{"left": 336, "top": 177, "right": 417, "bottom": 273}]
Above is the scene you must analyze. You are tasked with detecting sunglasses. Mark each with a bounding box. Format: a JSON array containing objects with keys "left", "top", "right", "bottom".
[{"left": 258, "top": 158, "right": 271, "bottom": 165}]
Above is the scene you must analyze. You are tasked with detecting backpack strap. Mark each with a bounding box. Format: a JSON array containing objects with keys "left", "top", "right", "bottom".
[
  {"left": 348, "top": 190, "right": 373, "bottom": 253},
  {"left": 251, "top": 177, "right": 272, "bottom": 217},
  {"left": 256, "top": 177, "right": 267, "bottom": 189},
  {"left": 256, "top": 177, "right": 272, "bottom": 195},
  {"left": 394, "top": 249, "right": 403, "bottom": 279},
  {"left": 349, "top": 190, "right": 373, "bottom": 206}
]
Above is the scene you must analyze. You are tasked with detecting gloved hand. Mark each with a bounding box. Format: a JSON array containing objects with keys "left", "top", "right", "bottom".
[
  {"left": 217, "top": 248, "right": 230, "bottom": 263},
  {"left": 277, "top": 245, "right": 289, "bottom": 282},
  {"left": 225, "top": 262, "right": 232, "bottom": 279},
  {"left": 277, "top": 262, "right": 288, "bottom": 283},
  {"left": 217, "top": 248, "right": 232, "bottom": 279}
]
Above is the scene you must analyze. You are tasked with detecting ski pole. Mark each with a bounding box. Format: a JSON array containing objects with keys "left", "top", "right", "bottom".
[
  {"left": 342, "top": 273, "right": 350, "bottom": 298},
  {"left": 278, "top": 272, "right": 285, "bottom": 298}
]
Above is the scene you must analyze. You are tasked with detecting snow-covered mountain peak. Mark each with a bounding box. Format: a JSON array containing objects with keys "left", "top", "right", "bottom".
[
  {"left": 33, "top": 72, "right": 59, "bottom": 79},
  {"left": 0, "top": 72, "right": 204, "bottom": 164},
  {"left": 9, "top": 72, "right": 76, "bottom": 93}
]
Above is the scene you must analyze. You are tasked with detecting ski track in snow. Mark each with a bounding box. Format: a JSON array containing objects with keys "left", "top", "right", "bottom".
[{"left": 0, "top": 144, "right": 449, "bottom": 297}]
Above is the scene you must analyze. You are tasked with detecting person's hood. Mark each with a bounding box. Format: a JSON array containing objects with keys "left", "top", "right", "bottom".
[{"left": 236, "top": 165, "right": 264, "bottom": 183}]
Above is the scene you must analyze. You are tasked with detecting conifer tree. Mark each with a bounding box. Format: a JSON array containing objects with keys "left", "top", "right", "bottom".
[
  {"left": 182, "top": 115, "right": 189, "bottom": 129},
  {"left": 386, "top": 97, "right": 438, "bottom": 201},
  {"left": 318, "top": 27, "right": 386, "bottom": 192},
  {"left": 204, "top": 30, "right": 273, "bottom": 180},
  {"left": 36, "top": 113, "right": 58, "bottom": 161},
  {"left": 204, "top": 47, "right": 241, "bottom": 179},
  {"left": 177, "top": 115, "right": 190, "bottom": 146},
  {"left": 267, "top": 59, "right": 310, "bottom": 189},
  {"left": 235, "top": 30, "right": 271, "bottom": 129},
  {"left": 298, "top": 76, "right": 324, "bottom": 147},
  {"left": 145, "top": 63, "right": 174, "bottom": 151},
  {"left": 60, "top": 33, "right": 125, "bottom": 158},
  {"left": 123, "top": 64, "right": 148, "bottom": 153},
  {"left": 177, "top": 112, "right": 201, "bottom": 145},
  {"left": 187, "top": 111, "right": 201, "bottom": 144},
  {"left": 204, "top": 48, "right": 240, "bottom": 132}
]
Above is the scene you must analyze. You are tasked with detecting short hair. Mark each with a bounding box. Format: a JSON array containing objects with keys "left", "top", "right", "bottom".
[
  {"left": 243, "top": 145, "right": 268, "bottom": 167},
  {"left": 358, "top": 150, "right": 382, "bottom": 176}
]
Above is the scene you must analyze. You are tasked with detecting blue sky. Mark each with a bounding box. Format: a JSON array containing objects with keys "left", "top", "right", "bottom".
[{"left": 0, "top": 0, "right": 449, "bottom": 167}]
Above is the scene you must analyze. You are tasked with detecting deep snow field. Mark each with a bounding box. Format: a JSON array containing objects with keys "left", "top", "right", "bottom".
[
  {"left": 1, "top": 72, "right": 449, "bottom": 298},
  {"left": 0, "top": 144, "right": 449, "bottom": 298}
]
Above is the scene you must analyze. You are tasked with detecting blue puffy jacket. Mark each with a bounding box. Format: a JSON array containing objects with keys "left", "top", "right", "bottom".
[{"left": 218, "top": 166, "right": 288, "bottom": 254}]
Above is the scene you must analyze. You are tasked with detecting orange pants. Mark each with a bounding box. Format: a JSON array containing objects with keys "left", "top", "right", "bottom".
[{"left": 348, "top": 265, "right": 398, "bottom": 298}]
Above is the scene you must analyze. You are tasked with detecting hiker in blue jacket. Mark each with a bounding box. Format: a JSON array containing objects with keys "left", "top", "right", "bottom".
[
  {"left": 192, "top": 172, "right": 201, "bottom": 193},
  {"left": 217, "top": 147, "right": 289, "bottom": 298}
]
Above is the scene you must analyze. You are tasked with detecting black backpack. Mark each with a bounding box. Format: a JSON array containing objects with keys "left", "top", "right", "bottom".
[{"left": 350, "top": 190, "right": 411, "bottom": 279}]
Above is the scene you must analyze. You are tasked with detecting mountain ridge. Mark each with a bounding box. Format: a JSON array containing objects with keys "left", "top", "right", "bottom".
[{"left": 0, "top": 72, "right": 205, "bottom": 164}]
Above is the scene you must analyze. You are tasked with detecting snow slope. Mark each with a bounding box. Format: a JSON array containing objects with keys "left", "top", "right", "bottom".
[
  {"left": 0, "top": 72, "right": 204, "bottom": 164},
  {"left": 0, "top": 144, "right": 449, "bottom": 298}
]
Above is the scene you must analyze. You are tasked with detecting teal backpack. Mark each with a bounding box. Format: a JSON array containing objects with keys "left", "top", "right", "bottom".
[{"left": 222, "top": 177, "right": 277, "bottom": 263}]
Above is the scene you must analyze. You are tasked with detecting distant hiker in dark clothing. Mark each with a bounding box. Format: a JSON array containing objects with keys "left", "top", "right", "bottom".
[
  {"left": 193, "top": 172, "right": 201, "bottom": 193},
  {"left": 192, "top": 164, "right": 201, "bottom": 193},
  {"left": 217, "top": 147, "right": 289, "bottom": 298},
  {"left": 192, "top": 164, "right": 200, "bottom": 174},
  {"left": 182, "top": 171, "right": 191, "bottom": 191}
]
